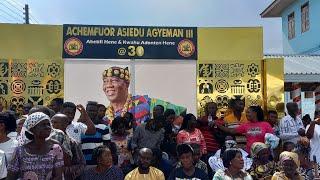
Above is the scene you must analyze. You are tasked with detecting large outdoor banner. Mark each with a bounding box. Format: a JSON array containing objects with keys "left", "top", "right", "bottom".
[
  {"left": 196, "top": 28, "right": 264, "bottom": 116},
  {"left": 62, "top": 25, "right": 284, "bottom": 117},
  {"left": 0, "top": 24, "right": 285, "bottom": 118},
  {"left": 63, "top": 24, "right": 198, "bottom": 116},
  {"left": 63, "top": 25, "right": 197, "bottom": 60}
]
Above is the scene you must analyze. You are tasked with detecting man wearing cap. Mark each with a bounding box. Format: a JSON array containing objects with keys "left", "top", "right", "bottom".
[{"left": 102, "top": 66, "right": 186, "bottom": 125}]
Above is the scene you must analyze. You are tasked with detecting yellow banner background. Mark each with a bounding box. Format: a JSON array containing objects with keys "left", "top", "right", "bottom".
[
  {"left": 0, "top": 24, "right": 63, "bottom": 115},
  {"left": 263, "top": 58, "right": 285, "bottom": 118},
  {"left": 197, "top": 27, "right": 263, "bottom": 116},
  {"left": 0, "top": 58, "right": 64, "bottom": 115}
]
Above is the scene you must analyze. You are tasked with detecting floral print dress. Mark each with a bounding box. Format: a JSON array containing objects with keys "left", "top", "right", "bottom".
[{"left": 8, "top": 144, "right": 64, "bottom": 180}]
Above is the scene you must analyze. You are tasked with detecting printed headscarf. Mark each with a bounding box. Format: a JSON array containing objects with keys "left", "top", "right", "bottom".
[
  {"left": 23, "top": 112, "right": 50, "bottom": 135},
  {"left": 279, "top": 151, "right": 300, "bottom": 168},
  {"left": 18, "top": 112, "right": 51, "bottom": 145},
  {"left": 250, "top": 142, "right": 269, "bottom": 159}
]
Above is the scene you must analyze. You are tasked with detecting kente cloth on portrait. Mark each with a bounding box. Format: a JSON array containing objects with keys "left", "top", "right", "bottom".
[{"left": 105, "top": 95, "right": 186, "bottom": 124}]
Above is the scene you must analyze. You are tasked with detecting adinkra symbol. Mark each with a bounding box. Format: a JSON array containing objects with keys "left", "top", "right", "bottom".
[
  {"left": 28, "top": 62, "right": 44, "bottom": 77},
  {"left": 46, "top": 80, "right": 62, "bottom": 94},
  {"left": 11, "top": 62, "right": 27, "bottom": 77},
  {"left": 0, "top": 81, "right": 8, "bottom": 95},
  {"left": 215, "top": 79, "right": 229, "bottom": 93},
  {"left": 247, "top": 63, "right": 260, "bottom": 77},
  {"left": 200, "top": 96, "right": 213, "bottom": 109},
  {"left": 247, "top": 95, "right": 262, "bottom": 106},
  {"left": 230, "top": 63, "right": 244, "bottom": 77},
  {"left": 199, "top": 64, "right": 213, "bottom": 77},
  {"left": 199, "top": 80, "right": 213, "bottom": 94},
  {"left": 47, "top": 63, "right": 61, "bottom": 78},
  {"left": 28, "top": 96, "right": 44, "bottom": 105},
  {"left": 0, "top": 62, "right": 9, "bottom": 77},
  {"left": 216, "top": 95, "right": 229, "bottom": 109},
  {"left": 11, "top": 80, "right": 26, "bottom": 94},
  {"left": 214, "top": 64, "right": 229, "bottom": 78},
  {"left": 28, "top": 80, "right": 44, "bottom": 96},
  {"left": 231, "top": 80, "right": 245, "bottom": 94},
  {"left": 247, "top": 79, "right": 261, "bottom": 93}
]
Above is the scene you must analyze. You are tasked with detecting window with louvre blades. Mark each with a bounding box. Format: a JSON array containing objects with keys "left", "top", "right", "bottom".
[
  {"left": 288, "top": 12, "right": 295, "bottom": 39},
  {"left": 301, "top": 2, "right": 309, "bottom": 33}
]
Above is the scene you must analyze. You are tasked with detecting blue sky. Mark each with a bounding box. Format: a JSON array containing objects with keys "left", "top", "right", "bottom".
[{"left": 1, "top": 0, "right": 282, "bottom": 54}]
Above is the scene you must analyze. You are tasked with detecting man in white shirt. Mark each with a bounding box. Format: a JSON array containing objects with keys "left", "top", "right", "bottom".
[
  {"left": 61, "top": 102, "right": 96, "bottom": 143},
  {"left": 279, "top": 102, "right": 305, "bottom": 145},
  {"left": 306, "top": 111, "right": 320, "bottom": 164},
  {"left": 208, "top": 136, "right": 252, "bottom": 172}
]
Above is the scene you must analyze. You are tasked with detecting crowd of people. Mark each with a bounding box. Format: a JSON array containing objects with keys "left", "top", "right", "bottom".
[
  {"left": 0, "top": 99, "right": 319, "bottom": 180},
  {"left": 0, "top": 66, "right": 319, "bottom": 180}
]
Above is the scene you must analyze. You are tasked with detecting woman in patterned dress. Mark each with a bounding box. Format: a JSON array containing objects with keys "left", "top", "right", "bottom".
[
  {"left": 7, "top": 112, "right": 64, "bottom": 180},
  {"left": 249, "top": 142, "right": 277, "bottom": 180},
  {"left": 272, "top": 151, "right": 304, "bottom": 180}
]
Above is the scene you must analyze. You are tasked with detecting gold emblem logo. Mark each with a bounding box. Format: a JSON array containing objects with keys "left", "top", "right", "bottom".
[
  {"left": 64, "top": 37, "right": 83, "bottom": 56},
  {"left": 177, "top": 39, "right": 195, "bottom": 58}
]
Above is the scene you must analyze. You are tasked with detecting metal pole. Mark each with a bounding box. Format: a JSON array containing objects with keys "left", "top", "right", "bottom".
[{"left": 24, "top": 4, "right": 29, "bottom": 24}]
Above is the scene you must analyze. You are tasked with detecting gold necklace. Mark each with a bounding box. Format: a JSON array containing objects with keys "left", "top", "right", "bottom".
[{"left": 106, "top": 94, "right": 132, "bottom": 122}]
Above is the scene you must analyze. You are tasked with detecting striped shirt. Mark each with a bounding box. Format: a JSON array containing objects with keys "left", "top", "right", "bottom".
[
  {"left": 198, "top": 116, "right": 224, "bottom": 153},
  {"left": 279, "top": 115, "right": 304, "bottom": 144},
  {"left": 81, "top": 124, "right": 111, "bottom": 165}
]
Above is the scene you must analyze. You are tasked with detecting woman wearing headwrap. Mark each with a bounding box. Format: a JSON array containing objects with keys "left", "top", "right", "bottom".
[
  {"left": 249, "top": 142, "right": 277, "bottom": 180},
  {"left": 7, "top": 112, "right": 64, "bottom": 180},
  {"left": 271, "top": 151, "right": 303, "bottom": 180}
]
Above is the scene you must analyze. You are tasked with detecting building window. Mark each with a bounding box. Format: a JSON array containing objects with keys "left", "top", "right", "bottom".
[
  {"left": 288, "top": 12, "right": 295, "bottom": 39},
  {"left": 301, "top": 2, "right": 309, "bottom": 33},
  {"left": 305, "top": 91, "right": 313, "bottom": 98}
]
